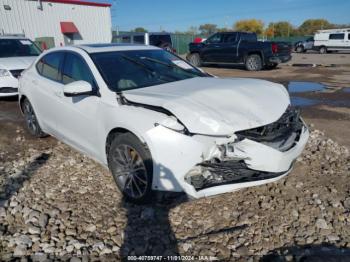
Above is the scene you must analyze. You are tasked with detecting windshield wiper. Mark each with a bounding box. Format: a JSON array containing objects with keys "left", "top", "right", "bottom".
[
  {"left": 141, "top": 57, "right": 203, "bottom": 76},
  {"left": 121, "top": 55, "right": 156, "bottom": 76}
]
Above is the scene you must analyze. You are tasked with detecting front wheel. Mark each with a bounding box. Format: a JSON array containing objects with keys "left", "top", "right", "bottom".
[
  {"left": 108, "top": 133, "right": 153, "bottom": 203},
  {"left": 22, "top": 99, "right": 47, "bottom": 138},
  {"left": 187, "top": 53, "right": 202, "bottom": 67},
  {"left": 296, "top": 46, "right": 304, "bottom": 53},
  {"left": 245, "top": 54, "right": 263, "bottom": 71}
]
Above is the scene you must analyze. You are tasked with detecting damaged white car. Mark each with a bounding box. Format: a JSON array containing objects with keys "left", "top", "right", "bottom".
[{"left": 18, "top": 44, "right": 309, "bottom": 202}]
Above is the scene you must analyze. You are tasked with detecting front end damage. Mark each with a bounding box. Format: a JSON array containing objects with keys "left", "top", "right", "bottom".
[{"left": 145, "top": 107, "right": 309, "bottom": 199}]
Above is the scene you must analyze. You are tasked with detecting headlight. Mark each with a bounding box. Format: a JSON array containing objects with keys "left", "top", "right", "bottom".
[
  {"left": 0, "top": 69, "right": 10, "bottom": 77},
  {"left": 156, "top": 116, "right": 186, "bottom": 133}
]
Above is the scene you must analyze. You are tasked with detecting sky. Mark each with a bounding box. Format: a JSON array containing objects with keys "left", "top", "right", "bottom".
[{"left": 92, "top": 0, "right": 350, "bottom": 32}]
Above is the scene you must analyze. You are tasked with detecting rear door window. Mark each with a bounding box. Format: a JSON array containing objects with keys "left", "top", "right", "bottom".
[
  {"left": 38, "top": 52, "right": 63, "bottom": 81},
  {"left": 61, "top": 53, "right": 95, "bottom": 86},
  {"left": 329, "top": 33, "right": 345, "bottom": 40},
  {"left": 240, "top": 33, "right": 257, "bottom": 42}
]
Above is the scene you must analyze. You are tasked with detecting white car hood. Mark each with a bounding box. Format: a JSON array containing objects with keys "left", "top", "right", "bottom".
[
  {"left": 0, "top": 56, "right": 37, "bottom": 70},
  {"left": 123, "top": 77, "right": 290, "bottom": 135}
]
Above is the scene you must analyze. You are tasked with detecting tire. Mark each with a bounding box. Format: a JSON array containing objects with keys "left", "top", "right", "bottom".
[
  {"left": 108, "top": 132, "right": 153, "bottom": 203},
  {"left": 319, "top": 46, "right": 327, "bottom": 54},
  {"left": 22, "top": 98, "right": 47, "bottom": 138},
  {"left": 245, "top": 54, "right": 263, "bottom": 71},
  {"left": 187, "top": 53, "right": 202, "bottom": 67},
  {"left": 296, "top": 46, "right": 304, "bottom": 53}
]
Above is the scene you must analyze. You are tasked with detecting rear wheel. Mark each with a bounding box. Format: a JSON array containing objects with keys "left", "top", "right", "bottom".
[
  {"left": 187, "top": 53, "right": 202, "bottom": 67},
  {"left": 319, "top": 46, "right": 327, "bottom": 54},
  {"left": 245, "top": 54, "right": 263, "bottom": 71},
  {"left": 22, "top": 99, "right": 46, "bottom": 138},
  {"left": 108, "top": 133, "right": 153, "bottom": 203}
]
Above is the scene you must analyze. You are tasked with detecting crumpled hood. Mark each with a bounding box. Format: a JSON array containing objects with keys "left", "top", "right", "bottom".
[
  {"left": 123, "top": 77, "right": 290, "bottom": 135},
  {"left": 0, "top": 56, "right": 37, "bottom": 70}
]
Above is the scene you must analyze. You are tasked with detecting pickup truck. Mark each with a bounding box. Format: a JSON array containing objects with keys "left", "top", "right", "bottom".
[{"left": 187, "top": 32, "right": 292, "bottom": 71}]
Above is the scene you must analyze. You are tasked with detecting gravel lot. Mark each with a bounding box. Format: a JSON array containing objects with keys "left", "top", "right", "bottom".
[{"left": 1, "top": 57, "right": 350, "bottom": 261}]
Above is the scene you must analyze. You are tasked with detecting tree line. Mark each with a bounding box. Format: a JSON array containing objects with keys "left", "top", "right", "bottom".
[{"left": 131, "top": 19, "right": 350, "bottom": 37}]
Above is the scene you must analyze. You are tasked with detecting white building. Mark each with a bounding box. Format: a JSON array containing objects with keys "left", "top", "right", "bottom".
[{"left": 0, "top": 0, "right": 112, "bottom": 47}]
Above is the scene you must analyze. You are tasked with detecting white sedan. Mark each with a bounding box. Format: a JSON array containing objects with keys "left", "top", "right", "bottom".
[
  {"left": 18, "top": 44, "right": 309, "bottom": 203},
  {"left": 0, "top": 36, "right": 41, "bottom": 97}
]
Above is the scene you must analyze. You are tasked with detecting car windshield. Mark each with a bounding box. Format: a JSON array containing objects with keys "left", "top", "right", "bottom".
[
  {"left": 91, "top": 49, "right": 205, "bottom": 91},
  {"left": 0, "top": 39, "right": 41, "bottom": 58}
]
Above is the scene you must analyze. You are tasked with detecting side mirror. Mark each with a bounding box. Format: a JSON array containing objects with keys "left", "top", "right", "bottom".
[{"left": 63, "top": 81, "right": 93, "bottom": 97}]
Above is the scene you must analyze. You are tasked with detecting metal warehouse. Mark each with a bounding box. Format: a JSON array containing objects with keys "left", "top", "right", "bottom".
[{"left": 0, "top": 0, "right": 112, "bottom": 48}]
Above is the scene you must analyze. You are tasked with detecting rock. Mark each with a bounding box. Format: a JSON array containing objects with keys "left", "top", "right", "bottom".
[
  {"left": 344, "top": 198, "right": 350, "bottom": 210},
  {"left": 14, "top": 245, "right": 27, "bottom": 257},
  {"left": 28, "top": 225, "right": 41, "bottom": 235},
  {"left": 15, "top": 235, "right": 33, "bottom": 247},
  {"left": 66, "top": 228, "right": 77, "bottom": 236},
  {"left": 38, "top": 214, "right": 49, "bottom": 228},
  {"left": 315, "top": 218, "right": 329, "bottom": 230},
  {"left": 84, "top": 224, "right": 96, "bottom": 233},
  {"left": 70, "top": 258, "right": 81, "bottom": 262},
  {"left": 182, "top": 243, "right": 192, "bottom": 252},
  {"left": 107, "top": 226, "right": 117, "bottom": 234},
  {"left": 327, "top": 234, "right": 340, "bottom": 241},
  {"left": 0, "top": 207, "right": 6, "bottom": 217},
  {"left": 100, "top": 247, "right": 112, "bottom": 255},
  {"left": 236, "top": 246, "right": 249, "bottom": 256},
  {"left": 66, "top": 245, "right": 74, "bottom": 253}
]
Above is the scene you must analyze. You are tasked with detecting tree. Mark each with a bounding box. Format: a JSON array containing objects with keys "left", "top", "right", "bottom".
[
  {"left": 133, "top": 27, "right": 148, "bottom": 33},
  {"left": 234, "top": 19, "right": 264, "bottom": 34},
  {"left": 298, "top": 19, "right": 333, "bottom": 35},
  {"left": 266, "top": 21, "right": 295, "bottom": 37},
  {"left": 199, "top": 24, "right": 218, "bottom": 35}
]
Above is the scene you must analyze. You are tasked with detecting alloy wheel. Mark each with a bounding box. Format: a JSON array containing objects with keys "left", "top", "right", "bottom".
[{"left": 111, "top": 144, "right": 148, "bottom": 199}]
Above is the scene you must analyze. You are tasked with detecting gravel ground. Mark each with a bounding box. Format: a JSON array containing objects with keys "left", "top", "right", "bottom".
[{"left": 1, "top": 123, "right": 349, "bottom": 261}]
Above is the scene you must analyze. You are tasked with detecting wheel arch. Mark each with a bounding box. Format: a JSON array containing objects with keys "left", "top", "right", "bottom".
[
  {"left": 19, "top": 95, "right": 28, "bottom": 115},
  {"left": 105, "top": 127, "right": 149, "bottom": 164}
]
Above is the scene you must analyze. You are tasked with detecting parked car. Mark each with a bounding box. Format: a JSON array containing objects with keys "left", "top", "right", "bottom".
[
  {"left": 19, "top": 44, "right": 309, "bottom": 203},
  {"left": 0, "top": 36, "right": 41, "bottom": 97},
  {"left": 314, "top": 28, "right": 350, "bottom": 54},
  {"left": 187, "top": 32, "right": 292, "bottom": 71},
  {"left": 294, "top": 37, "right": 314, "bottom": 53},
  {"left": 112, "top": 32, "right": 176, "bottom": 53}
]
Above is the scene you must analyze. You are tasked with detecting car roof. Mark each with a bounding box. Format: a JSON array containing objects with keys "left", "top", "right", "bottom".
[
  {"left": 0, "top": 36, "right": 29, "bottom": 40},
  {"left": 76, "top": 43, "right": 161, "bottom": 53}
]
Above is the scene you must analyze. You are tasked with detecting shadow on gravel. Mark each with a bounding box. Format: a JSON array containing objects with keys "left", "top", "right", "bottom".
[
  {"left": 120, "top": 192, "right": 187, "bottom": 261},
  {"left": 261, "top": 243, "right": 350, "bottom": 262},
  {"left": 0, "top": 153, "right": 50, "bottom": 207}
]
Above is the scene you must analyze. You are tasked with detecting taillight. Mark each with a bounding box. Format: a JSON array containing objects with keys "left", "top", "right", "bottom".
[{"left": 272, "top": 43, "right": 278, "bottom": 54}]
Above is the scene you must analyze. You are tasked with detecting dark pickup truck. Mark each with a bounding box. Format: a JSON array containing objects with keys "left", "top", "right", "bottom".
[{"left": 187, "top": 32, "right": 292, "bottom": 71}]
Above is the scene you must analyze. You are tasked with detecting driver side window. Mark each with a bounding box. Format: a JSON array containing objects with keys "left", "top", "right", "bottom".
[
  {"left": 207, "top": 34, "right": 222, "bottom": 44},
  {"left": 62, "top": 53, "right": 95, "bottom": 86}
]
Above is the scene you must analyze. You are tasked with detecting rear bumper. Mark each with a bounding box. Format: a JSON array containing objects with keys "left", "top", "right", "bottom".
[{"left": 268, "top": 54, "right": 291, "bottom": 64}]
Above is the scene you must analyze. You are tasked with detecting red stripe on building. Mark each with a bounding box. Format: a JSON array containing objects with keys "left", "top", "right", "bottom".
[{"left": 42, "top": 0, "right": 111, "bottom": 7}]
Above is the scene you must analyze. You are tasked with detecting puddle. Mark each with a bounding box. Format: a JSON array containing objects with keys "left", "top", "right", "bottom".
[
  {"left": 287, "top": 81, "right": 326, "bottom": 93},
  {"left": 342, "top": 87, "right": 350, "bottom": 93},
  {"left": 290, "top": 97, "right": 320, "bottom": 107}
]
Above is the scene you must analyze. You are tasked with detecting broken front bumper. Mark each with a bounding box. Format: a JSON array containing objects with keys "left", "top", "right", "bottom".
[{"left": 145, "top": 116, "right": 309, "bottom": 199}]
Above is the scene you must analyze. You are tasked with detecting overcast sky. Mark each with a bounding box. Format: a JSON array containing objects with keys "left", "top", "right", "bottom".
[{"left": 92, "top": 0, "right": 350, "bottom": 31}]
